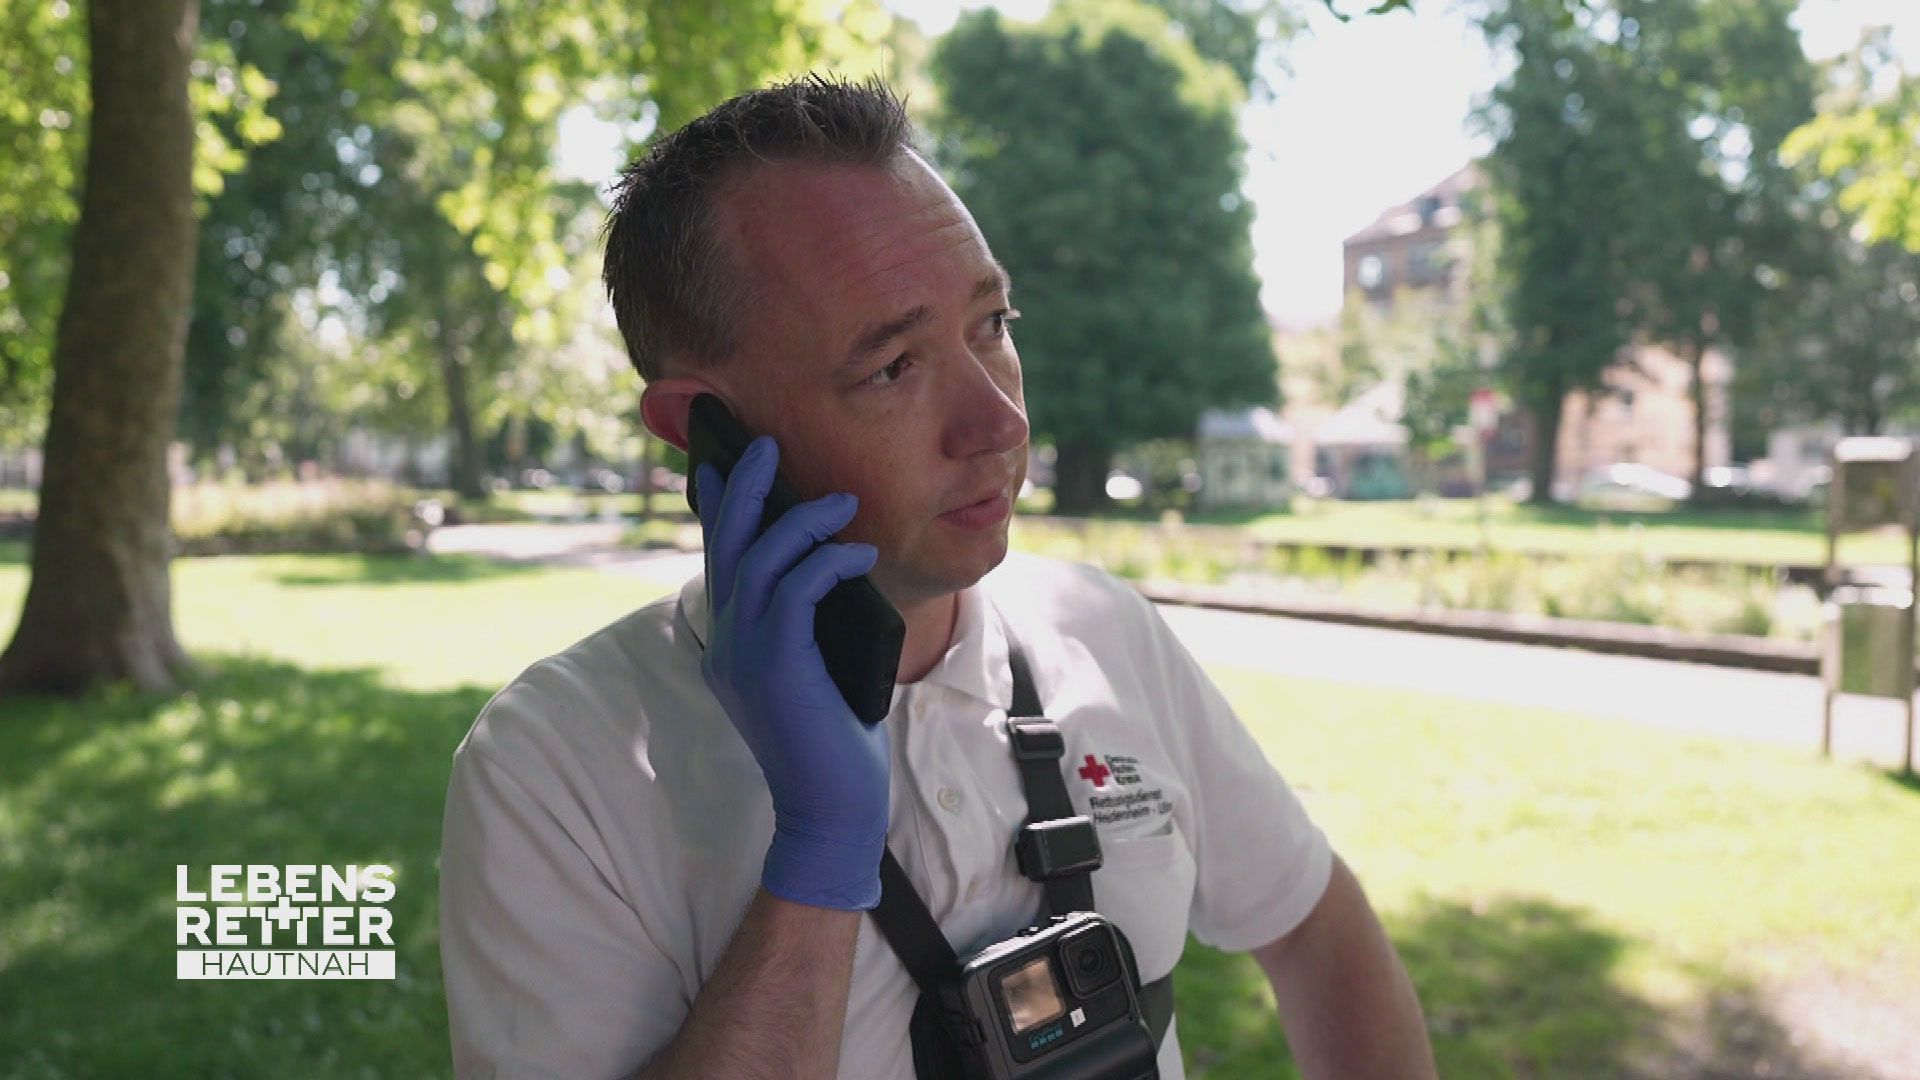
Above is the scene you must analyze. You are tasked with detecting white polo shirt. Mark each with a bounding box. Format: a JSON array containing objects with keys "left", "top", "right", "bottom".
[{"left": 440, "top": 551, "right": 1332, "bottom": 1079}]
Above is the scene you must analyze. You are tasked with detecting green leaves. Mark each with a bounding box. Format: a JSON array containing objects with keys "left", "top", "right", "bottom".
[
  {"left": 1785, "top": 39, "right": 1920, "bottom": 254},
  {"left": 1474, "top": 0, "right": 1820, "bottom": 491},
  {"left": 0, "top": 0, "right": 279, "bottom": 449},
  {"left": 931, "top": 0, "right": 1277, "bottom": 499}
]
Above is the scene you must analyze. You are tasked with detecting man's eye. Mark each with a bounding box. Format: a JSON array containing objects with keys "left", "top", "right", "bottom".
[
  {"left": 865, "top": 356, "right": 913, "bottom": 388},
  {"left": 987, "top": 308, "right": 1022, "bottom": 336}
]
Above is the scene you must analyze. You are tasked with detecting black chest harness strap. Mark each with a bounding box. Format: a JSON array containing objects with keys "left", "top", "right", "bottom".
[{"left": 867, "top": 641, "right": 1176, "bottom": 1060}]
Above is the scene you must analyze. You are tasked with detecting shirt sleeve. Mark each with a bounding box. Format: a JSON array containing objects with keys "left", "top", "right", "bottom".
[
  {"left": 1123, "top": 585, "right": 1334, "bottom": 953},
  {"left": 440, "top": 708, "right": 690, "bottom": 1079}
]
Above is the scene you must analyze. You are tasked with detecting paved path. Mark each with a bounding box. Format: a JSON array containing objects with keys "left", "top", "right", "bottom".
[
  {"left": 429, "top": 523, "right": 1915, "bottom": 771},
  {"left": 1155, "top": 603, "right": 1913, "bottom": 771}
]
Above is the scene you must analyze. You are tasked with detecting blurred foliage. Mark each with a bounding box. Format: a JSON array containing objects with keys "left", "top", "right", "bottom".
[
  {"left": 1138, "top": 0, "right": 1303, "bottom": 96},
  {"left": 931, "top": 0, "right": 1278, "bottom": 515},
  {"left": 188, "top": 0, "right": 898, "bottom": 492},
  {"left": 1472, "top": 0, "right": 1821, "bottom": 498},
  {"left": 1332, "top": 282, "right": 1490, "bottom": 468},
  {"left": 284, "top": 0, "right": 893, "bottom": 340},
  {"left": 0, "top": 0, "right": 278, "bottom": 449},
  {"left": 1603, "top": 0, "right": 1814, "bottom": 489},
  {"left": 169, "top": 478, "right": 424, "bottom": 555},
  {"left": 8, "top": 0, "right": 901, "bottom": 484},
  {"left": 1785, "top": 28, "right": 1920, "bottom": 254},
  {"left": 1740, "top": 230, "right": 1920, "bottom": 440},
  {"left": 1011, "top": 516, "right": 1816, "bottom": 641}
]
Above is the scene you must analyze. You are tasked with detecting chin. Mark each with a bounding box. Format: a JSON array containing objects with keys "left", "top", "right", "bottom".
[{"left": 877, "top": 539, "right": 1009, "bottom": 607}]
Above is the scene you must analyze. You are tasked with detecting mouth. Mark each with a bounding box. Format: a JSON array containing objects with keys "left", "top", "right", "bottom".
[
  {"left": 944, "top": 477, "right": 1014, "bottom": 516},
  {"left": 939, "top": 482, "right": 1013, "bottom": 529},
  {"left": 947, "top": 492, "right": 999, "bottom": 515}
]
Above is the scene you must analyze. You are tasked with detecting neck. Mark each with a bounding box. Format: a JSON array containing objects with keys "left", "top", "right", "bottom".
[{"left": 893, "top": 591, "right": 960, "bottom": 685}]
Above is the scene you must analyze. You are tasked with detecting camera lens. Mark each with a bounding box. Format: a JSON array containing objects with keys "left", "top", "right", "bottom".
[
  {"left": 1076, "top": 948, "right": 1106, "bottom": 978},
  {"left": 1060, "top": 926, "right": 1119, "bottom": 996}
]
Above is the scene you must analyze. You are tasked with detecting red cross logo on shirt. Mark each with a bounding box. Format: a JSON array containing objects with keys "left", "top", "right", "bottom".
[{"left": 1077, "top": 754, "right": 1112, "bottom": 788}]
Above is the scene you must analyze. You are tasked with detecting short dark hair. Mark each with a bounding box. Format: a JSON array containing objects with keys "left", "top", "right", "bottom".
[{"left": 602, "top": 74, "right": 917, "bottom": 382}]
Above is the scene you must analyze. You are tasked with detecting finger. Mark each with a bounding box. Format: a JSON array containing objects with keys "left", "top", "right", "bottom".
[
  {"left": 706, "top": 439, "right": 777, "bottom": 609},
  {"left": 734, "top": 493, "right": 859, "bottom": 626},
  {"left": 769, "top": 542, "right": 880, "bottom": 650}
]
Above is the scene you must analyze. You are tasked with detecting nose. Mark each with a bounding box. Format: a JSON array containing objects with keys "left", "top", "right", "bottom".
[{"left": 941, "top": 346, "right": 1028, "bottom": 461}]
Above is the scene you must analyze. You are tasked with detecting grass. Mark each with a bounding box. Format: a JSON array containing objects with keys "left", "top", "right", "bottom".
[
  {"left": 1194, "top": 497, "right": 1909, "bottom": 567},
  {"left": 1, "top": 553, "right": 1916, "bottom": 1077},
  {"left": 1177, "top": 671, "right": 1920, "bottom": 1078}
]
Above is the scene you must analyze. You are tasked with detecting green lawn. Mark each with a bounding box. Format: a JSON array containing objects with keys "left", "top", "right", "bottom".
[
  {"left": 1, "top": 554, "right": 1915, "bottom": 1078},
  {"left": 1172, "top": 497, "right": 1907, "bottom": 567}
]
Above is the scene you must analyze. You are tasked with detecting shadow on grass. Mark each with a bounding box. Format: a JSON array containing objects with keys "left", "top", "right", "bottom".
[
  {"left": 1172, "top": 897, "right": 1876, "bottom": 1080},
  {"left": 1877, "top": 767, "right": 1920, "bottom": 796},
  {"left": 267, "top": 551, "right": 548, "bottom": 587},
  {"left": 0, "top": 657, "right": 490, "bottom": 1078}
]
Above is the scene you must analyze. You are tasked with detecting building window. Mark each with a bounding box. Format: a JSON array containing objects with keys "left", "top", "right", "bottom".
[
  {"left": 1357, "top": 254, "right": 1386, "bottom": 292},
  {"left": 1408, "top": 243, "right": 1447, "bottom": 286}
]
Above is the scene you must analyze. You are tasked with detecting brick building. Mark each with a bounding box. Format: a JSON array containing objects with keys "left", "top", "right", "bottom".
[{"left": 1340, "top": 166, "right": 1729, "bottom": 495}]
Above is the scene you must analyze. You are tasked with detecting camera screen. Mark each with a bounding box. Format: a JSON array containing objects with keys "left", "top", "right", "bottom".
[{"left": 999, "top": 955, "right": 1067, "bottom": 1035}]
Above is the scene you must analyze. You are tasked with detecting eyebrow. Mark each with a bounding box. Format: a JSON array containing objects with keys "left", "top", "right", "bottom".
[{"left": 834, "top": 264, "right": 1013, "bottom": 378}]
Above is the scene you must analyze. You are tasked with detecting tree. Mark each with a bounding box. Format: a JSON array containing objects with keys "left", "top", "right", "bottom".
[
  {"left": 1785, "top": 29, "right": 1920, "bottom": 255},
  {"left": 0, "top": 0, "right": 273, "bottom": 451},
  {"left": 1474, "top": 0, "right": 1641, "bottom": 502},
  {"left": 1741, "top": 233, "right": 1920, "bottom": 438},
  {"left": 1136, "top": 0, "right": 1301, "bottom": 96},
  {"left": 0, "top": 1, "right": 88, "bottom": 447},
  {"left": 1600, "top": 0, "right": 1815, "bottom": 496},
  {"left": 0, "top": 0, "right": 202, "bottom": 693},
  {"left": 4, "top": 0, "right": 885, "bottom": 697},
  {"left": 280, "top": 1, "right": 896, "bottom": 499},
  {"left": 178, "top": 0, "right": 370, "bottom": 468},
  {"left": 931, "top": 0, "right": 1279, "bottom": 515},
  {"left": 1741, "top": 30, "right": 1920, "bottom": 441}
]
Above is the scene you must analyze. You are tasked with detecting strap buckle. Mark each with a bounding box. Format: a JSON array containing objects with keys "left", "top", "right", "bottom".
[
  {"left": 1014, "top": 815, "right": 1103, "bottom": 881},
  {"left": 1007, "top": 717, "right": 1064, "bottom": 761}
]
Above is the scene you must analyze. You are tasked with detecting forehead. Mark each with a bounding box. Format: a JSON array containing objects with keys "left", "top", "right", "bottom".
[{"left": 713, "top": 155, "right": 996, "bottom": 357}]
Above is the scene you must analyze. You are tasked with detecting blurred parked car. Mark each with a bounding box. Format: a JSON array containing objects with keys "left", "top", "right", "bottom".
[
  {"left": 580, "top": 467, "right": 625, "bottom": 494},
  {"left": 1576, "top": 463, "right": 1692, "bottom": 507}
]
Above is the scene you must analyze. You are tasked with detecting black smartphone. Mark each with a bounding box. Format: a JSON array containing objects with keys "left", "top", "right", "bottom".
[{"left": 684, "top": 393, "right": 905, "bottom": 725}]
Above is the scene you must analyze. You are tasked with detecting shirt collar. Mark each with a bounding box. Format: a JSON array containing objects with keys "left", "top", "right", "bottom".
[{"left": 676, "top": 570, "right": 1013, "bottom": 715}]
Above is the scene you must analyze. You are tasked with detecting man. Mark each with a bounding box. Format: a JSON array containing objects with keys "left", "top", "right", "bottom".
[{"left": 439, "top": 75, "right": 1436, "bottom": 1079}]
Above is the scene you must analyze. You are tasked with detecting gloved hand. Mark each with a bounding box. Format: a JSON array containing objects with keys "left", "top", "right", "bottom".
[{"left": 695, "top": 435, "right": 891, "bottom": 911}]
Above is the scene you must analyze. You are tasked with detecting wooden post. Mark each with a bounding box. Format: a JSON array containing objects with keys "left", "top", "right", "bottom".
[
  {"left": 1824, "top": 459, "right": 1838, "bottom": 757},
  {"left": 1909, "top": 523, "right": 1917, "bottom": 775}
]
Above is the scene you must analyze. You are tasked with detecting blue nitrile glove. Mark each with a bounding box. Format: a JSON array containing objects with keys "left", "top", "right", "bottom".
[{"left": 695, "top": 436, "right": 890, "bottom": 911}]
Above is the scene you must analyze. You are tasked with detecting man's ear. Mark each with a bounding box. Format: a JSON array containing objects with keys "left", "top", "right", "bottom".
[{"left": 639, "top": 379, "right": 721, "bottom": 452}]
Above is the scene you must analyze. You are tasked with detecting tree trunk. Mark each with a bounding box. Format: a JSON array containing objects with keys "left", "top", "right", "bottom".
[
  {"left": 1525, "top": 387, "right": 1564, "bottom": 506},
  {"left": 438, "top": 344, "right": 486, "bottom": 500},
  {"left": 1052, "top": 440, "right": 1112, "bottom": 517},
  {"left": 1684, "top": 338, "right": 1708, "bottom": 498},
  {"left": 0, "top": 0, "right": 199, "bottom": 696}
]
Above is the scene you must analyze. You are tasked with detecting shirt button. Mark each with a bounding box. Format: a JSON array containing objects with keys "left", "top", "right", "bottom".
[{"left": 937, "top": 787, "right": 963, "bottom": 814}]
